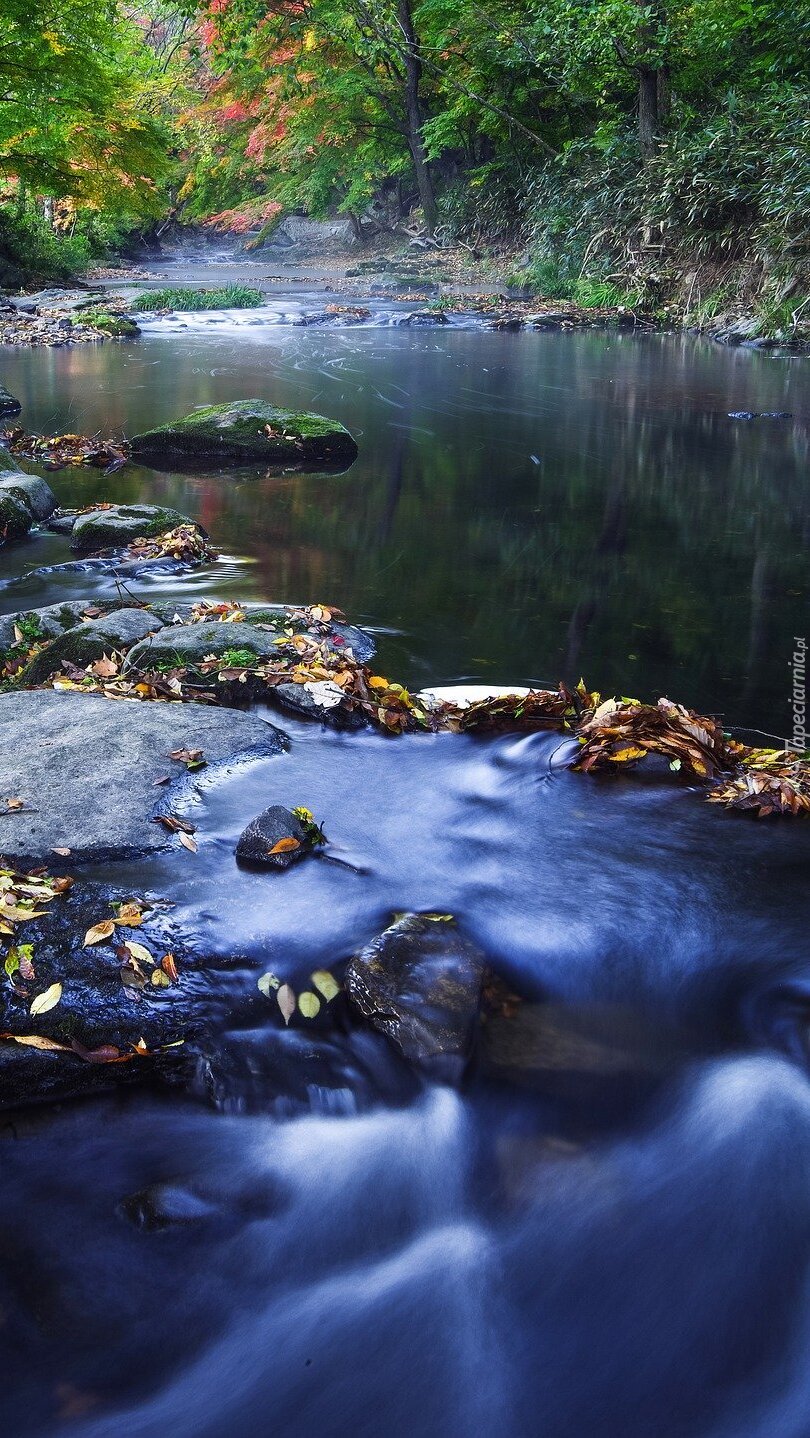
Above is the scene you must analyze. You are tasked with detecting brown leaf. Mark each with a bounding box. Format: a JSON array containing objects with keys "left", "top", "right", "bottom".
[
  {"left": 161, "top": 952, "right": 179, "bottom": 981},
  {"left": 0, "top": 1031, "right": 71, "bottom": 1052},
  {"left": 268, "top": 837, "right": 301, "bottom": 855},
  {"left": 178, "top": 831, "right": 198, "bottom": 853},
  {"left": 84, "top": 920, "right": 116, "bottom": 946},
  {"left": 90, "top": 655, "right": 119, "bottom": 678}
]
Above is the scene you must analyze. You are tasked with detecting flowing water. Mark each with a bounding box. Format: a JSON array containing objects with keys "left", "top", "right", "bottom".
[{"left": 2, "top": 275, "right": 810, "bottom": 1438}]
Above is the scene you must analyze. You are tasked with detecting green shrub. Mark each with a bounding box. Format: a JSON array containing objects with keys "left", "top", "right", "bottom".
[{"left": 132, "top": 285, "right": 263, "bottom": 312}]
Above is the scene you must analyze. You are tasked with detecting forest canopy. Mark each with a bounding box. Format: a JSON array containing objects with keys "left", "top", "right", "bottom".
[{"left": 0, "top": 0, "right": 808, "bottom": 312}]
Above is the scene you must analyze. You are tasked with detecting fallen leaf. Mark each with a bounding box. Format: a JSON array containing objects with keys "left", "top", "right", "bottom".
[
  {"left": 258, "top": 971, "right": 280, "bottom": 996},
  {"left": 90, "top": 655, "right": 119, "bottom": 678},
  {"left": 268, "top": 837, "right": 300, "bottom": 855},
  {"left": 115, "top": 903, "right": 144, "bottom": 926},
  {"left": 297, "top": 991, "right": 321, "bottom": 1019},
  {"left": 0, "top": 1031, "right": 71, "bottom": 1052},
  {"left": 123, "top": 940, "right": 154, "bottom": 965},
  {"left": 151, "top": 969, "right": 170, "bottom": 987},
  {"left": 84, "top": 920, "right": 116, "bottom": 946},
  {"left": 30, "top": 981, "right": 62, "bottom": 1015},
  {"left": 5, "top": 797, "right": 25, "bottom": 811},
  {"left": 178, "top": 832, "right": 198, "bottom": 853},
  {"left": 277, "top": 984, "right": 296, "bottom": 1025},
  {"left": 161, "top": 953, "right": 179, "bottom": 981},
  {"left": 311, "top": 969, "right": 340, "bottom": 1002}
]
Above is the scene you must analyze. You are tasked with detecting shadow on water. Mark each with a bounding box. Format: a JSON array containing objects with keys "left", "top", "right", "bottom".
[{"left": 2, "top": 318, "right": 810, "bottom": 1438}]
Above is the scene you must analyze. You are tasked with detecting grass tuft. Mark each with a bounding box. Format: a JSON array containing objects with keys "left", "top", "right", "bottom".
[{"left": 132, "top": 285, "right": 263, "bottom": 312}]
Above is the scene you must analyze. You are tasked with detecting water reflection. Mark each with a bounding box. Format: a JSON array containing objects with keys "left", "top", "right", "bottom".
[{"left": 1, "top": 326, "right": 807, "bottom": 733}]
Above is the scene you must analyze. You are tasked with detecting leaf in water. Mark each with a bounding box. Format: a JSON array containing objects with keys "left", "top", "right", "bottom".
[
  {"left": 311, "top": 969, "right": 340, "bottom": 1002},
  {"left": 4, "top": 951, "right": 20, "bottom": 979},
  {"left": 16, "top": 943, "right": 34, "bottom": 980},
  {"left": 115, "top": 903, "right": 144, "bottom": 927},
  {"left": 0, "top": 1031, "right": 70, "bottom": 1052},
  {"left": 84, "top": 920, "right": 116, "bottom": 946},
  {"left": 297, "top": 991, "right": 321, "bottom": 1019},
  {"left": 70, "top": 1039, "right": 127, "bottom": 1064},
  {"left": 30, "top": 981, "right": 62, "bottom": 1015},
  {"left": 268, "top": 837, "right": 300, "bottom": 855},
  {"left": 178, "top": 832, "right": 198, "bottom": 853},
  {"left": 257, "top": 971, "right": 280, "bottom": 996},
  {"left": 277, "top": 984, "right": 296, "bottom": 1025},
  {"left": 670, "top": 759, "right": 682, "bottom": 771},
  {"left": 161, "top": 953, "right": 179, "bottom": 981},
  {"left": 151, "top": 969, "right": 170, "bottom": 987},
  {"left": 123, "top": 940, "right": 154, "bottom": 966}
]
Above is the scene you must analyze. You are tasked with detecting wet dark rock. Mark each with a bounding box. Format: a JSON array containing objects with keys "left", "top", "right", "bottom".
[
  {"left": 397, "top": 310, "right": 449, "bottom": 326},
  {"left": 119, "top": 1183, "right": 217, "bottom": 1230},
  {"left": 70, "top": 504, "right": 193, "bottom": 552},
  {"left": 124, "top": 620, "right": 293, "bottom": 673},
  {"left": 346, "top": 914, "right": 488, "bottom": 1079},
  {"left": 295, "top": 308, "right": 371, "bottom": 327},
  {"left": 45, "top": 512, "right": 77, "bottom": 534},
  {"left": 130, "top": 400, "right": 358, "bottom": 467},
  {"left": 0, "top": 385, "right": 21, "bottom": 416},
  {"left": 0, "top": 691, "right": 285, "bottom": 863},
  {"left": 271, "top": 680, "right": 368, "bottom": 729},
  {"left": 0, "top": 472, "right": 57, "bottom": 522},
  {"left": 0, "top": 489, "right": 32, "bottom": 542},
  {"left": 235, "top": 804, "right": 310, "bottom": 869},
  {"left": 23, "top": 608, "right": 165, "bottom": 683}
]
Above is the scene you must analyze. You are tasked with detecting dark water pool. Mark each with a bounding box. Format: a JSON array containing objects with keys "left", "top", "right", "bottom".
[
  {"left": 2, "top": 309, "right": 810, "bottom": 1438},
  {"left": 1, "top": 311, "right": 807, "bottom": 732}
]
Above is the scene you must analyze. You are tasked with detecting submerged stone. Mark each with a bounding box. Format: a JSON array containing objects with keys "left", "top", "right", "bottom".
[
  {"left": 70, "top": 503, "right": 194, "bottom": 551},
  {"left": 346, "top": 913, "right": 487, "bottom": 1078},
  {"left": 235, "top": 804, "right": 310, "bottom": 869},
  {"left": 130, "top": 399, "right": 358, "bottom": 467}
]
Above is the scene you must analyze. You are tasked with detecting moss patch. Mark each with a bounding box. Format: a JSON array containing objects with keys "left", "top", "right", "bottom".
[
  {"left": 0, "top": 493, "right": 32, "bottom": 541},
  {"left": 131, "top": 400, "right": 358, "bottom": 467}
]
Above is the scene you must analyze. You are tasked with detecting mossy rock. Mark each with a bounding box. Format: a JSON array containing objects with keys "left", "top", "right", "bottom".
[
  {"left": 23, "top": 609, "right": 165, "bottom": 684},
  {"left": 123, "top": 621, "right": 284, "bottom": 674},
  {"left": 130, "top": 400, "right": 358, "bottom": 467},
  {"left": 0, "top": 445, "right": 22, "bottom": 472},
  {"left": 70, "top": 504, "right": 192, "bottom": 552},
  {"left": 0, "top": 473, "right": 57, "bottom": 521},
  {"left": 82, "top": 311, "right": 141, "bottom": 338},
  {"left": 0, "top": 492, "right": 32, "bottom": 542}
]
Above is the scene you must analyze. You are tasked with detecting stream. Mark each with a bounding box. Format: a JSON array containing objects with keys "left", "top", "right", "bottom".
[{"left": 1, "top": 268, "right": 810, "bottom": 1438}]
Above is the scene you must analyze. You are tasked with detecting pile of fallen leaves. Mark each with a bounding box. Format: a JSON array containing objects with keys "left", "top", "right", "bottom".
[
  {"left": 707, "top": 751, "right": 810, "bottom": 817},
  {"left": 126, "top": 526, "right": 217, "bottom": 564},
  {"left": 2, "top": 427, "right": 129, "bottom": 472},
  {"left": 574, "top": 696, "right": 744, "bottom": 779}
]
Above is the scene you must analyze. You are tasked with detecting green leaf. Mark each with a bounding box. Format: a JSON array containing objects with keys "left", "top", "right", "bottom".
[
  {"left": 297, "top": 991, "right": 321, "bottom": 1019},
  {"left": 311, "top": 969, "right": 340, "bottom": 1002}
]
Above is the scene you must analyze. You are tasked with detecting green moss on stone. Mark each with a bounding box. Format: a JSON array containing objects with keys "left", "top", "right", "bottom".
[
  {"left": 0, "top": 493, "right": 31, "bottom": 541},
  {"left": 131, "top": 400, "right": 358, "bottom": 466}
]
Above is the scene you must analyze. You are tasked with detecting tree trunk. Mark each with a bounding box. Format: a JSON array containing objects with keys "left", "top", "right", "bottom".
[
  {"left": 397, "top": 0, "right": 438, "bottom": 234},
  {"left": 638, "top": 66, "right": 659, "bottom": 161}
]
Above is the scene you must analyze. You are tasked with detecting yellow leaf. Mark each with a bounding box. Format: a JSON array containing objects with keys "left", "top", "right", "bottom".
[
  {"left": 298, "top": 991, "right": 321, "bottom": 1019},
  {"left": 311, "top": 969, "right": 340, "bottom": 1002},
  {"left": 124, "top": 940, "right": 154, "bottom": 966},
  {"left": 30, "top": 982, "right": 62, "bottom": 1015},
  {"left": 368, "top": 676, "right": 390, "bottom": 690},
  {"left": 84, "top": 920, "right": 116, "bottom": 946},
  {"left": 151, "top": 969, "right": 170, "bottom": 987},
  {"left": 268, "top": 837, "right": 300, "bottom": 855},
  {"left": 178, "top": 832, "right": 198, "bottom": 853},
  {"left": 0, "top": 1031, "right": 70, "bottom": 1052}
]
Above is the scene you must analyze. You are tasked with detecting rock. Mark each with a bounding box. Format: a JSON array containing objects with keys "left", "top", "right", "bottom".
[
  {"left": 46, "top": 512, "right": 77, "bottom": 534},
  {"left": 0, "top": 385, "right": 21, "bottom": 416},
  {"left": 0, "top": 490, "right": 32, "bottom": 543},
  {"left": 119, "top": 1184, "right": 217, "bottom": 1230},
  {"left": 0, "top": 600, "right": 143, "bottom": 655},
  {"left": 148, "top": 603, "right": 376, "bottom": 665},
  {"left": 70, "top": 503, "right": 194, "bottom": 551},
  {"left": 0, "top": 691, "right": 285, "bottom": 863},
  {"left": 346, "top": 914, "right": 487, "bottom": 1078},
  {"left": 397, "top": 310, "right": 449, "bottom": 326},
  {"left": 124, "top": 620, "right": 293, "bottom": 673},
  {"left": 0, "top": 472, "right": 57, "bottom": 521},
  {"left": 23, "top": 608, "right": 166, "bottom": 683},
  {"left": 235, "top": 804, "right": 310, "bottom": 869},
  {"left": 271, "top": 680, "right": 367, "bottom": 729},
  {"left": 130, "top": 400, "right": 358, "bottom": 468}
]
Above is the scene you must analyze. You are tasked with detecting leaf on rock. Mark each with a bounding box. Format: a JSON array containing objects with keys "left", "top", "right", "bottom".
[
  {"left": 268, "top": 837, "right": 300, "bottom": 855},
  {"left": 0, "top": 1031, "right": 71, "bottom": 1052},
  {"left": 30, "top": 981, "right": 62, "bottom": 1015},
  {"left": 84, "top": 920, "right": 116, "bottom": 946}
]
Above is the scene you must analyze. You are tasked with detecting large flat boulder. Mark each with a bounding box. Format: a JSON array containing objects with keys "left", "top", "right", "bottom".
[
  {"left": 130, "top": 400, "right": 358, "bottom": 467},
  {"left": 0, "top": 600, "right": 137, "bottom": 654},
  {"left": 0, "top": 691, "right": 285, "bottom": 863},
  {"left": 70, "top": 504, "right": 194, "bottom": 551}
]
